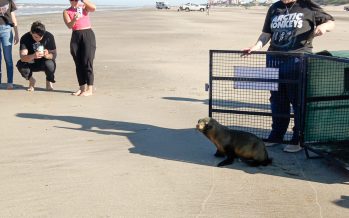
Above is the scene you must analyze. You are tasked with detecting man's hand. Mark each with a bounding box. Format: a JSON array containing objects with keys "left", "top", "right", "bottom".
[
  {"left": 43, "top": 49, "right": 55, "bottom": 60},
  {"left": 34, "top": 50, "right": 44, "bottom": 59},
  {"left": 43, "top": 49, "right": 50, "bottom": 59}
]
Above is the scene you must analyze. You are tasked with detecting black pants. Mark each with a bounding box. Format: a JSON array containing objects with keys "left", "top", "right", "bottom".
[
  {"left": 70, "top": 29, "right": 96, "bottom": 86},
  {"left": 16, "top": 59, "right": 56, "bottom": 83},
  {"left": 266, "top": 55, "right": 300, "bottom": 144}
]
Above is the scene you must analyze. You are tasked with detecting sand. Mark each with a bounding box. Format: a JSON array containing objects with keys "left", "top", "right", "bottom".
[{"left": 0, "top": 6, "right": 348, "bottom": 217}]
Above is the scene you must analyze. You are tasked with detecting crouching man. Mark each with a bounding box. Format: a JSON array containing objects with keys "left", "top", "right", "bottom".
[{"left": 17, "top": 21, "right": 57, "bottom": 91}]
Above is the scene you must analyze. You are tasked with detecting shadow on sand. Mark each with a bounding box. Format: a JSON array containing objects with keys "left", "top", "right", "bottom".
[
  {"left": 333, "top": 195, "right": 349, "bottom": 209},
  {"left": 162, "top": 97, "right": 268, "bottom": 110},
  {"left": 0, "top": 83, "right": 71, "bottom": 94},
  {"left": 16, "top": 113, "right": 349, "bottom": 186}
]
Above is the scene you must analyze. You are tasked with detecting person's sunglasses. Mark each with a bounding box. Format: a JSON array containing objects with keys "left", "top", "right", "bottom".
[{"left": 70, "top": 0, "right": 78, "bottom": 2}]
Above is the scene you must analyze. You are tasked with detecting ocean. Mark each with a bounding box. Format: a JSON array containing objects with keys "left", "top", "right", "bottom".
[{"left": 15, "top": 3, "right": 136, "bottom": 16}]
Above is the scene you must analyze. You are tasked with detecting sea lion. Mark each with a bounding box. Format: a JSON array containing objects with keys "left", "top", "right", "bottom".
[{"left": 196, "top": 117, "right": 272, "bottom": 167}]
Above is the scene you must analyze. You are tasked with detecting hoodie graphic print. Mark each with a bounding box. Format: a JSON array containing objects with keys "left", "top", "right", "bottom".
[
  {"left": 270, "top": 12, "right": 304, "bottom": 49},
  {"left": 262, "top": 1, "right": 334, "bottom": 52}
]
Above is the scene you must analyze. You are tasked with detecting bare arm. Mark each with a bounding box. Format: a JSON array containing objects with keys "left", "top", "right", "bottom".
[
  {"left": 314, "top": 20, "right": 335, "bottom": 37},
  {"left": 83, "top": 0, "right": 96, "bottom": 12},
  {"left": 63, "top": 10, "right": 78, "bottom": 29},
  {"left": 20, "top": 49, "right": 36, "bottom": 63},
  {"left": 20, "top": 48, "right": 56, "bottom": 62},
  {"left": 242, "top": 32, "right": 271, "bottom": 53},
  {"left": 44, "top": 49, "right": 57, "bottom": 60},
  {"left": 11, "top": 12, "right": 19, "bottom": 45}
]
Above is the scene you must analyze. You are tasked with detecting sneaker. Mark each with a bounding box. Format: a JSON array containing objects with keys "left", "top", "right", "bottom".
[
  {"left": 283, "top": 144, "right": 303, "bottom": 153},
  {"left": 7, "top": 84, "right": 13, "bottom": 90}
]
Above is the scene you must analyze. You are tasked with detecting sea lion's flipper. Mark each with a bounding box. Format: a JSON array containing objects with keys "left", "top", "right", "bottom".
[
  {"left": 217, "top": 157, "right": 234, "bottom": 167},
  {"left": 214, "top": 150, "right": 225, "bottom": 157}
]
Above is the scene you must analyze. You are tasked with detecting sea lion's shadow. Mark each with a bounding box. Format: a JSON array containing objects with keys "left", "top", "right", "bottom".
[{"left": 16, "top": 113, "right": 349, "bottom": 185}]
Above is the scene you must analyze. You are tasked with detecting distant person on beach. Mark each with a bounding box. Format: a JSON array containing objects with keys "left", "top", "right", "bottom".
[
  {"left": 16, "top": 21, "right": 56, "bottom": 91},
  {"left": 63, "top": 0, "right": 96, "bottom": 97},
  {"left": 243, "top": 0, "right": 335, "bottom": 153},
  {"left": 206, "top": 3, "right": 210, "bottom": 15},
  {"left": 0, "top": 0, "right": 19, "bottom": 90}
]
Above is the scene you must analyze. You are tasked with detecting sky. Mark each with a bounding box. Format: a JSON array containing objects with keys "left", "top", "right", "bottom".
[{"left": 15, "top": 0, "right": 209, "bottom": 7}]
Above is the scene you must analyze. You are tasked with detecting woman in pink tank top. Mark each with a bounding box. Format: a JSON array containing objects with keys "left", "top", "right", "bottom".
[{"left": 63, "top": 0, "right": 96, "bottom": 96}]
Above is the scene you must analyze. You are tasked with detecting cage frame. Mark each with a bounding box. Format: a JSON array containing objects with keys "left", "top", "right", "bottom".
[{"left": 208, "top": 50, "right": 349, "bottom": 169}]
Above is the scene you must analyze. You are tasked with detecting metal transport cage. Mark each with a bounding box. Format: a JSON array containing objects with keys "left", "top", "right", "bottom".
[
  {"left": 208, "top": 50, "right": 349, "bottom": 169},
  {"left": 303, "top": 53, "right": 349, "bottom": 169}
]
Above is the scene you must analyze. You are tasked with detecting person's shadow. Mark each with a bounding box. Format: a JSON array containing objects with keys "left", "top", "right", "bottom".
[
  {"left": 16, "top": 113, "right": 349, "bottom": 184},
  {"left": 0, "top": 84, "right": 71, "bottom": 93},
  {"left": 16, "top": 113, "right": 216, "bottom": 165}
]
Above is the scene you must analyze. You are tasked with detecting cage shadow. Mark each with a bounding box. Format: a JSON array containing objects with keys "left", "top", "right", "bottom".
[
  {"left": 16, "top": 113, "right": 349, "bottom": 184},
  {"left": 163, "top": 97, "right": 268, "bottom": 110}
]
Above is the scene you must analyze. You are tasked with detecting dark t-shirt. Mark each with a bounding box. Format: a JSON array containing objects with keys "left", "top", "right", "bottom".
[
  {"left": 0, "top": 0, "right": 16, "bottom": 26},
  {"left": 20, "top": 31, "right": 56, "bottom": 63},
  {"left": 262, "top": 1, "right": 334, "bottom": 52}
]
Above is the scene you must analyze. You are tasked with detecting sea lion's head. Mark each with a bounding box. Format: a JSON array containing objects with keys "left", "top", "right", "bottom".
[{"left": 196, "top": 117, "right": 217, "bottom": 134}]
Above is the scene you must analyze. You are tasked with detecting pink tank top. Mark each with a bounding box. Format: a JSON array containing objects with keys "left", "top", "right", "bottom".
[{"left": 66, "top": 7, "right": 92, "bottom": 31}]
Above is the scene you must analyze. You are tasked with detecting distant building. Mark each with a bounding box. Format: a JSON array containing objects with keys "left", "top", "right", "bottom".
[
  {"left": 209, "top": 0, "right": 242, "bottom": 5},
  {"left": 251, "top": 0, "right": 259, "bottom": 5},
  {"left": 230, "top": 0, "right": 241, "bottom": 4},
  {"left": 209, "top": 0, "right": 273, "bottom": 5}
]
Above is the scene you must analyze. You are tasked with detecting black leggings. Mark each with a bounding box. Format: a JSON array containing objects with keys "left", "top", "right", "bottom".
[
  {"left": 16, "top": 59, "right": 56, "bottom": 83},
  {"left": 70, "top": 29, "right": 96, "bottom": 86}
]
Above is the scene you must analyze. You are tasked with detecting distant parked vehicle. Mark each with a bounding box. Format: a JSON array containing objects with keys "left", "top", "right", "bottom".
[
  {"left": 344, "top": 6, "right": 349, "bottom": 11},
  {"left": 156, "top": 2, "right": 170, "bottom": 9},
  {"left": 178, "top": 3, "right": 206, "bottom": 12}
]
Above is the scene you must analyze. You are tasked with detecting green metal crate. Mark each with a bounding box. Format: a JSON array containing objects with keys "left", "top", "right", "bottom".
[
  {"left": 303, "top": 51, "right": 349, "bottom": 168},
  {"left": 304, "top": 57, "right": 349, "bottom": 142}
]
